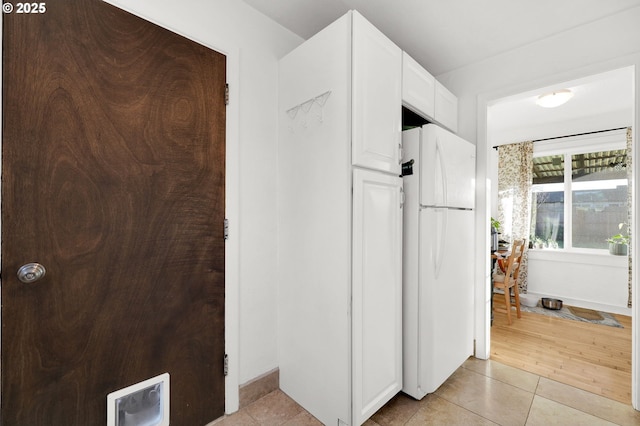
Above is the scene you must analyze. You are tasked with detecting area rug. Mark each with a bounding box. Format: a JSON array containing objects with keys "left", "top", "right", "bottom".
[
  {"left": 568, "top": 306, "right": 603, "bottom": 321},
  {"left": 519, "top": 304, "right": 623, "bottom": 328}
]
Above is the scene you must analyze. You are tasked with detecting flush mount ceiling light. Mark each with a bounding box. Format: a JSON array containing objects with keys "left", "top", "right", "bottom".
[{"left": 536, "top": 89, "right": 574, "bottom": 108}]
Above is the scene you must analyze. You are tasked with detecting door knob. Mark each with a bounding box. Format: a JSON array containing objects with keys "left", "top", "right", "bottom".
[{"left": 17, "top": 263, "right": 46, "bottom": 283}]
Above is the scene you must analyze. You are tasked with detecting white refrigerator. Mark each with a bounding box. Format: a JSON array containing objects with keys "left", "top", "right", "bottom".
[{"left": 402, "top": 124, "right": 476, "bottom": 399}]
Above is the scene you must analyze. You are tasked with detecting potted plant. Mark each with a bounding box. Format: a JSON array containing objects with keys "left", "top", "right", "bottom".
[
  {"left": 607, "top": 223, "right": 629, "bottom": 255},
  {"left": 532, "top": 236, "right": 545, "bottom": 249}
]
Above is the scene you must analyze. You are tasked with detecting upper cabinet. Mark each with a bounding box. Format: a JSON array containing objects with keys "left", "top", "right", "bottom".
[
  {"left": 402, "top": 52, "right": 436, "bottom": 120},
  {"left": 352, "top": 12, "right": 402, "bottom": 175},
  {"left": 434, "top": 80, "right": 458, "bottom": 133},
  {"left": 402, "top": 52, "right": 458, "bottom": 133}
]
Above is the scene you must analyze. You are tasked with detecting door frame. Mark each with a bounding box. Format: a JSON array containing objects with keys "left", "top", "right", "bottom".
[
  {"left": 474, "top": 55, "right": 640, "bottom": 410},
  {"left": 0, "top": 5, "right": 242, "bottom": 415}
]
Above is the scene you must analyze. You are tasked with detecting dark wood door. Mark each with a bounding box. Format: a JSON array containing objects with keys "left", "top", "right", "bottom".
[{"left": 2, "top": 1, "right": 226, "bottom": 425}]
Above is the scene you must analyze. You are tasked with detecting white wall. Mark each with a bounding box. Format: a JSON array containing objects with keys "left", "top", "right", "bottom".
[
  {"left": 527, "top": 250, "right": 629, "bottom": 315},
  {"left": 439, "top": 7, "right": 640, "bottom": 144},
  {"left": 102, "top": 0, "right": 303, "bottom": 407},
  {"left": 436, "top": 6, "right": 640, "bottom": 408}
]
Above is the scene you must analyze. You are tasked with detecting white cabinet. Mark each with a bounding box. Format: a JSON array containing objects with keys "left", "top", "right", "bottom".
[
  {"left": 278, "top": 10, "right": 402, "bottom": 426},
  {"left": 435, "top": 80, "right": 458, "bottom": 133},
  {"left": 352, "top": 13, "right": 403, "bottom": 175},
  {"left": 401, "top": 53, "right": 459, "bottom": 133},
  {"left": 402, "top": 52, "right": 435, "bottom": 120},
  {"left": 352, "top": 169, "right": 403, "bottom": 425}
]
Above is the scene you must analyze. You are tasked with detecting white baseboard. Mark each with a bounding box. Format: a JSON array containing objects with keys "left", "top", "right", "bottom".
[{"left": 524, "top": 292, "right": 632, "bottom": 316}]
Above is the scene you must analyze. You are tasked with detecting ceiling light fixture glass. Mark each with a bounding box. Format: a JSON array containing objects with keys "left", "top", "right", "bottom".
[{"left": 536, "top": 89, "right": 574, "bottom": 108}]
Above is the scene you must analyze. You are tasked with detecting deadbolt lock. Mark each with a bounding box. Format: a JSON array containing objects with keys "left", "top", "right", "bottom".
[{"left": 17, "top": 263, "right": 46, "bottom": 284}]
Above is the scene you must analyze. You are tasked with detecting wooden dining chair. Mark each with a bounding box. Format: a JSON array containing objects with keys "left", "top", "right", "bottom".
[{"left": 493, "top": 239, "right": 526, "bottom": 325}]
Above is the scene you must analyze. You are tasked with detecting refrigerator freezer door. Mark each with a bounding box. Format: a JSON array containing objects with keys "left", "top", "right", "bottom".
[
  {"left": 421, "top": 124, "right": 475, "bottom": 209},
  {"left": 418, "top": 208, "right": 474, "bottom": 394}
]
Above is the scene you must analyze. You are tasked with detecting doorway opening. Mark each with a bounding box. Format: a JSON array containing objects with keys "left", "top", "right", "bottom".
[{"left": 485, "top": 66, "right": 634, "bottom": 404}]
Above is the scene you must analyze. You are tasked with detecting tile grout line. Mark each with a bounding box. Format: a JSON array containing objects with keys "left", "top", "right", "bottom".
[
  {"left": 428, "top": 393, "right": 502, "bottom": 426},
  {"left": 524, "top": 376, "right": 542, "bottom": 425},
  {"left": 443, "top": 364, "right": 539, "bottom": 425},
  {"left": 465, "top": 360, "right": 631, "bottom": 424}
]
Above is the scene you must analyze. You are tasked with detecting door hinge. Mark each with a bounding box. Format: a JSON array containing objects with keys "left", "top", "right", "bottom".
[
  {"left": 400, "top": 188, "right": 405, "bottom": 209},
  {"left": 225, "top": 83, "right": 229, "bottom": 106},
  {"left": 224, "top": 354, "right": 229, "bottom": 376},
  {"left": 224, "top": 218, "right": 229, "bottom": 241}
]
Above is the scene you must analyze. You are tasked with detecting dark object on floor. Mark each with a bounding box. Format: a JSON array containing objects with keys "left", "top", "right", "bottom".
[
  {"left": 568, "top": 306, "right": 604, "bottom": 321},
  {"left": 542, "top": 298, "right": 563, "bottom": 310}
]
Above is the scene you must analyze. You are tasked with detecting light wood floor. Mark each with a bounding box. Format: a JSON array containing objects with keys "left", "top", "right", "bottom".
[{"left": 490, "top": 295, "right": 632, "bottom": 404}]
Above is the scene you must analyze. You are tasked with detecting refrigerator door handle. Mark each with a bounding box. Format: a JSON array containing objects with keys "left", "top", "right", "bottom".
[
  {"left": 433, "top": 208, "right": 447, "bottom": 279},
  {"left": 435, "top": 138, "right": 448, "bottom": 206}
]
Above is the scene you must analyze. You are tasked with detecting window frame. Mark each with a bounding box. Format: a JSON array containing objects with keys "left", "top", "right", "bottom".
[{"left": 532, "top": 129, "right": 628, "bottom": 253}]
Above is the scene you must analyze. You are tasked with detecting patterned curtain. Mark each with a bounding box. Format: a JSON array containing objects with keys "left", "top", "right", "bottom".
[
  {"left": 627, "top": 127, "right": 633, "bottom": 308},
  {"left": 497, "top": 142, "right": 533, "bottom": 293}
]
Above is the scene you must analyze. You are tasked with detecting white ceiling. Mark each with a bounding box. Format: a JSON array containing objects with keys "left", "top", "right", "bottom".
[
  {"left": 242, "top": 0, "right": 640, "bottom": 76},
  {"left": 243, "top": 0, "right": 638, "bottom": 143},
  {"left": 488, "top": 67, "right": 634, "bottom": 145}
]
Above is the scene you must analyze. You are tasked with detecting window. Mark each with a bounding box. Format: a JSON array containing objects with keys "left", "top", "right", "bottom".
[
  {"left": 531, "top": 154, "right": 565, "bottom": 248},
  {"left": 530, "top": 137, "right": 628, "bottom": 251}
]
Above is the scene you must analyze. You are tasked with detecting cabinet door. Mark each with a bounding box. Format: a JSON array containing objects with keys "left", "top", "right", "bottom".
[
  {"left": 434, "top": 80, "right": 458, "bottom": 133},
  {"left": 352, "top": 11, "right": 402, "bottom": 175},
  {"left": 402, "top": 52, "right": 435, "bottom": 120},
  {"left": 352, "top": 169, "right": 403, "bottom": 425}
]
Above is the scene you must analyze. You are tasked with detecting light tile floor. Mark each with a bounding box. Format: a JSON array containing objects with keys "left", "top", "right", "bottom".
[{"left": 211, "top": 358, "right": 640, "bottom": 425}]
